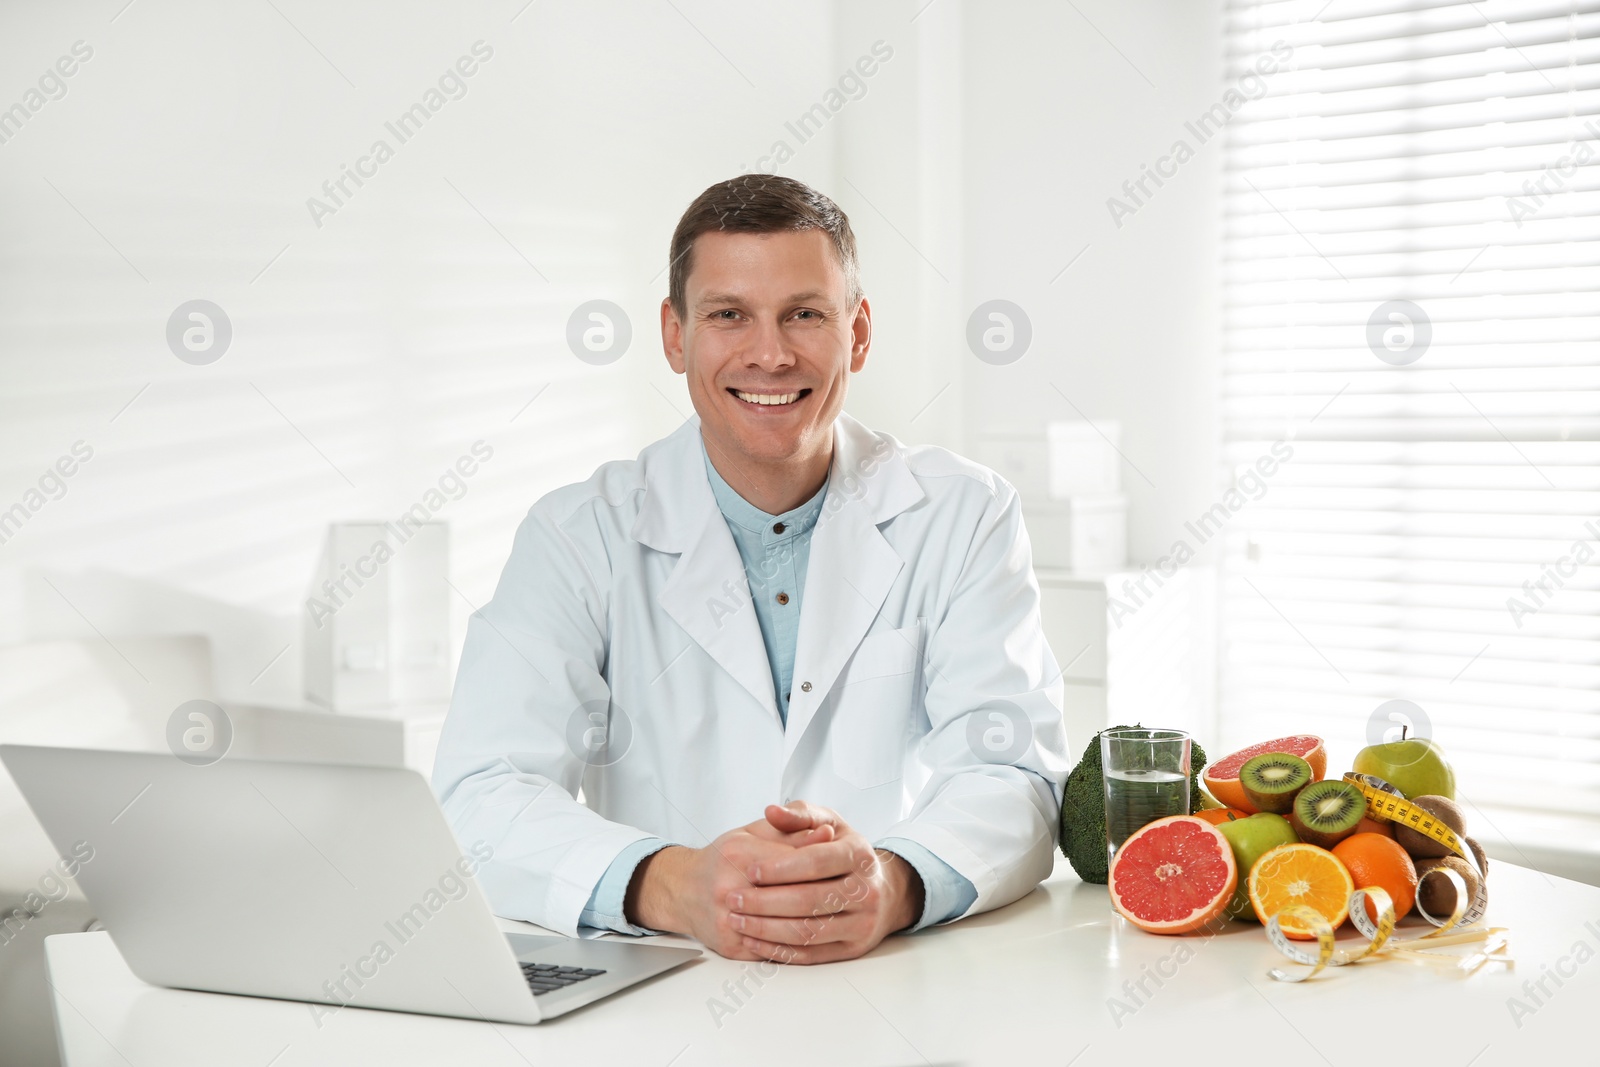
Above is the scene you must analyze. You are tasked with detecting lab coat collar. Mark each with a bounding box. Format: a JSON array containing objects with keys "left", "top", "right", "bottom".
[
  {"left": 633, "top": 411, "right": 925, "bottom": 733},
  {"left": 630, "top": 416, "right": 715, "bottom": 555},
  {"left": 631, "top": 411, "right": 921, "bottom": 552}
]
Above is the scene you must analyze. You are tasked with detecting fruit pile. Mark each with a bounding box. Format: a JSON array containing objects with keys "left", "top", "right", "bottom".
[{"left": 1090, "top": 731, "right": 1490, "bottom": 938}]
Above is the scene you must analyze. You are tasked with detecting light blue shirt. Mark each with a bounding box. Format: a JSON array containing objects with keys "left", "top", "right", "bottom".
[
  {"left": 578, "top": 436, "right": 977, "bottom": 934},
  {"left": 700, "top": 438, "right": 827, "bottom": 726}
]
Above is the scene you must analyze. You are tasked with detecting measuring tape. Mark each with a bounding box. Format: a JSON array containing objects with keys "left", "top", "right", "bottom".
[
  {"left": 1341, "top": 773, "right": 1488, "bottom": 929},
  {"left": 1261, "top": 775, "right": 1495, "bottom": 982},
  {"left": 1263, "top": 888, "right": 1395, "bottom": 982}
]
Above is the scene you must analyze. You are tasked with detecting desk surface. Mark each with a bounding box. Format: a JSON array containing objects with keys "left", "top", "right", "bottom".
[{"left": 45, "top": 856, "right": 1600, "bottom": 1066}]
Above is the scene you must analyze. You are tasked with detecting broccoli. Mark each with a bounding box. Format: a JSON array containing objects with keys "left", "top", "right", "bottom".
[{"left": 1058, "top": 725, "right": 1208, "bottom": 885}]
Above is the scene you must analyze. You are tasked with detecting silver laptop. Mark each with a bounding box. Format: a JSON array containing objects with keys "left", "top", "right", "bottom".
[{"left": 0, "top": 744, "right": 700, "bottom": 1024}]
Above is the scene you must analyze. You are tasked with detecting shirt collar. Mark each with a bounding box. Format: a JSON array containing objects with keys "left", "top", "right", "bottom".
[
  {"left": 632, "top": 411, "right": 925, "bottom": 555},
  {"left": 700, "top": 434, "right": 828, "bottom": 545}
]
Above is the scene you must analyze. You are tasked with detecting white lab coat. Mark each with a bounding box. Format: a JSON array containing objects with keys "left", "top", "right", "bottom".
[{"left": 432, "top": 411, "right": 1071, "bottom": 936}]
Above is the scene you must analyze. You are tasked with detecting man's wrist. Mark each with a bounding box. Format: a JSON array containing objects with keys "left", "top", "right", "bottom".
[
  {"left": 875, "top": 848, "right": 924, "bottom": 933},
  {"left": 626, "top": 844, "right": 689, "bottom": 933}
]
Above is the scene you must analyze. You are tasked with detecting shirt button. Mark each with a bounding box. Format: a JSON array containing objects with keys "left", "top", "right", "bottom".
[
  {"left": 800, "top": 681, "right": 812, "bottom": 692},
  {"left": 773, "top": 522, "right": 786, "bottom": 534},
  {"left": 775, "top": 592, "right": 789, "bottom": 605}
]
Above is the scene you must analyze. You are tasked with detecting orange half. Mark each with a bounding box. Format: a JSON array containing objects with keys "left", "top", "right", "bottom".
[{"left": 1247, "top": 843, "right": 1353, "bottom": 940}]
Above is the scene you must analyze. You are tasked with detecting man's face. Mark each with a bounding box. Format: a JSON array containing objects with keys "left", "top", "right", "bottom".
[{"left": 662, "top": 229, "right": 870, "bottom": 473}]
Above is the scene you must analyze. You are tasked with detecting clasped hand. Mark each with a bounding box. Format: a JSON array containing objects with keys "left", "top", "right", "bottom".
[{"left": 627, "top": 800, "right": 923, "bottom": 964}]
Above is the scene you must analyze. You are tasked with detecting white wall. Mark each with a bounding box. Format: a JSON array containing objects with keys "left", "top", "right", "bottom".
[
  {"left": 0, "top": 0, "right": 841, "bottom": 702},
  {"left": 0, "top": 0, "right": 1221, "bottom": 704}
]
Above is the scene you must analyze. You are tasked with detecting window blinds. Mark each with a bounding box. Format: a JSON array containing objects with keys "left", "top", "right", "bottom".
[{"left": 1218, "top": 0, "right": 1600, "bottom": 830}]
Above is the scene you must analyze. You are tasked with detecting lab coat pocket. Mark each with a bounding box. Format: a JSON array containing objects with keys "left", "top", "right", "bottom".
[{"left": 828, "top": 620, "right": 924, "bottom": 789}]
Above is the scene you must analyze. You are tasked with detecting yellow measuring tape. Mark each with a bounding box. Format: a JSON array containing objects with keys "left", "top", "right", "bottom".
[
  {"left": 1342, "top": 773, "right": 1488, "bottom": 929},
  {"left": 1263, "top": 774, "right": 1504, "bottom": 982}
]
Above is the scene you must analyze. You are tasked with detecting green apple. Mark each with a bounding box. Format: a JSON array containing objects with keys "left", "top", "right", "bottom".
[
  {"left": 1352, "top": 738, "right": 1455, "bottom": 800},
  {"left": 1216, "top": 813, "right": 1299, "bottom": 920}
]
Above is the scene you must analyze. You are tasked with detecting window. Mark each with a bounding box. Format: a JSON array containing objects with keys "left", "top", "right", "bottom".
[{"left": 1219, "top": 0, "right": 1600, "bottom": 848}]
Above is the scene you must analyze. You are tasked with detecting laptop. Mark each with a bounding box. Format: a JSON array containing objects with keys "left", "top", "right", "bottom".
[{"left": 0, "top": 744, "right": 700, "bottom": 1024}]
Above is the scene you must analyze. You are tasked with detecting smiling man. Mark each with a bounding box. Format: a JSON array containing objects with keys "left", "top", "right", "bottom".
[{"left": 433, "top": 175, "right": 1070, "bottom": 964}]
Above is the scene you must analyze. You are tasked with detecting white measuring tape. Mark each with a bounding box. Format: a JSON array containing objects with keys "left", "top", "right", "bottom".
[{"left": 1262, "top": 775, "right": 1499, "bottom": 982}]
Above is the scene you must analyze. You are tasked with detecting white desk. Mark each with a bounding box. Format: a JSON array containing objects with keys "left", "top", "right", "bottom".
[{"left": 45, "top": 857, "right": 1598, "bottom": 1066}]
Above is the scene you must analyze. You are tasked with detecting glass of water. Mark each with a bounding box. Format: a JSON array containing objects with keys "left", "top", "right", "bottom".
[{"left": 1101, "top": 728, "right": 1191, "bottom": 863}]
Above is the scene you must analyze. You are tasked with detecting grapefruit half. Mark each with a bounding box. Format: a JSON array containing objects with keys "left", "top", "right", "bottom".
[
  {"left": 1108, "top": 815, "right": 1237, "bottom": 935},
  {"left": 1202, "top": 735, "right": 1326, "bottom": 813}
]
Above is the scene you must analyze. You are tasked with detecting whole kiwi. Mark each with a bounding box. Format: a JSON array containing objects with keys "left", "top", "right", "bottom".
[
  {"left": 1393, "top": 795, "right": 1466, "bottom": 859},
  {"left": 1465, "top": 835, "right": 1489, "bottom": 878},
  {"left": 1415, "top": 855, "right": 1482, "bottom": 918}
]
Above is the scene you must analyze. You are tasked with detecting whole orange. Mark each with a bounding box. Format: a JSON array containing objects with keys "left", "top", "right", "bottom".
[
  {"left": 1354, "top": 816, "right": 1393, "bottom": 838},
  {"left": 1332, "top": 832, "right": 1418, "bottom": 924},
  {"left": 1195, "top": 808, "right": 1250, "bottom": 826}
]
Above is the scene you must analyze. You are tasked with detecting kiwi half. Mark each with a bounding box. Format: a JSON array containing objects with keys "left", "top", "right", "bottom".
[
  {"left": 1415, "top": 855, "right": 1482, "bottom": 919},
  {"left": 1290, "top": 780, "right": 1366, "bottom": 849},
  {"left": 1239, "top": 752, "right": 1313, "bottom": 814}
]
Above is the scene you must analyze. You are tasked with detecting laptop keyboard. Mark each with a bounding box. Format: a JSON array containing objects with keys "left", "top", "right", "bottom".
[{"left": 520, "top": 962, "right": 608, "bottom": 996}]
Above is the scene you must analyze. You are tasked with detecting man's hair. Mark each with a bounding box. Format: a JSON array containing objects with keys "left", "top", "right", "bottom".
[{"left": 667, "top": 175, "right": 861, "bottom": 320}]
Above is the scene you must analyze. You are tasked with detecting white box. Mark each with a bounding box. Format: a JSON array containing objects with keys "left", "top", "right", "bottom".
[
  {"left": 1103, "top": 565, "right": 1216, "bottom": 745},
  {"left": 972, "top": 431, "right": 1053, "bottom": 502},
  {"left": 1046, "top": 420, "right": 1122, "bottom": 497},
  {"left": 1035, "top": 573, "right": 1110, "bottom": 684},
  {"left": 304, "top": 521, "right": 452, "bottom": 712},
  {"left": 1023, "top": 495, "right": 1127, "bottom": 573},
  {"left": 974, "top": 422, "right": 1123, "bottom": 505},
  {"left": 1033, "top": 566, "right": 1217, "bottom": 756}
]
